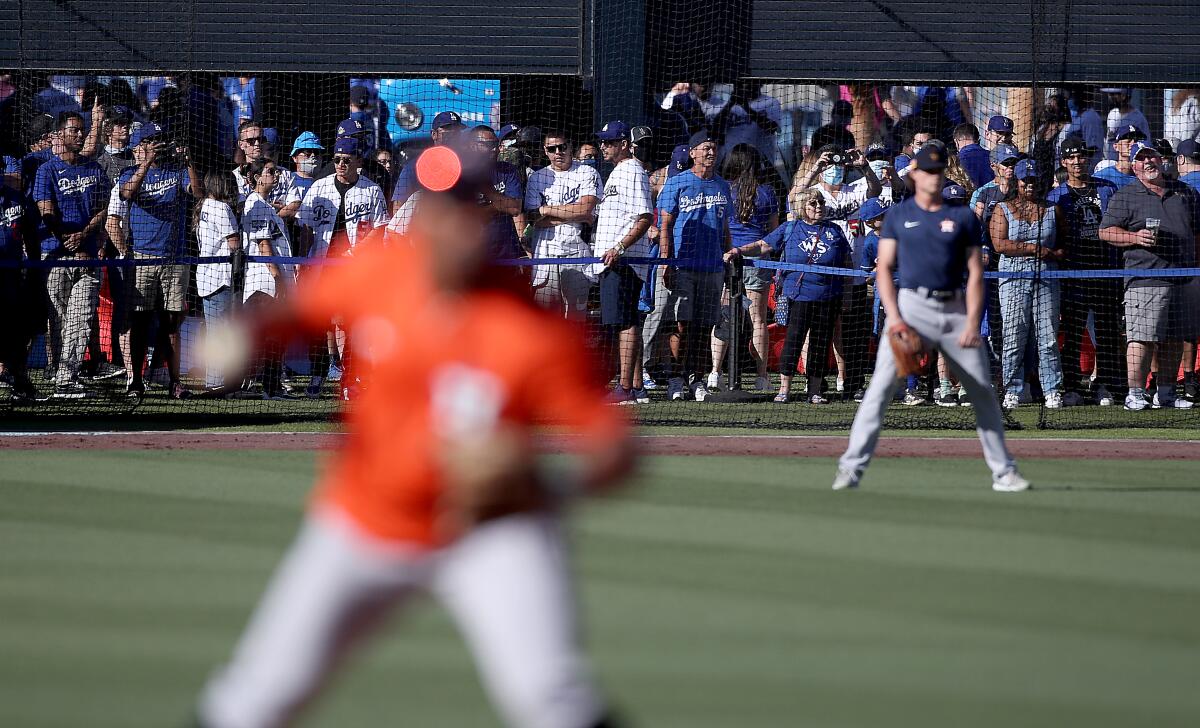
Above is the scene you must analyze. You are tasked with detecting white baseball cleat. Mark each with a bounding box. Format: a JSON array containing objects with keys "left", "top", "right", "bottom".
[
  {"left": 832, "top": 468, "right": 860, "bottom": 490},
  {"left": 992, "top": 469, "right": 1031, "bottom": 492}
]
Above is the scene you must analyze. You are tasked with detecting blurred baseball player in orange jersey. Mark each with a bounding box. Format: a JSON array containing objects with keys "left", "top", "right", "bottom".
[{"left": 194, "top": 146, "right": 635, "bottom": 728}]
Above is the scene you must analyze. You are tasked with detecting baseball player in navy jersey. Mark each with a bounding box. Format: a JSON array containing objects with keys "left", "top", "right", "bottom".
[{"left": 834, "top": 145, "right": 1030, "bottom": 493}]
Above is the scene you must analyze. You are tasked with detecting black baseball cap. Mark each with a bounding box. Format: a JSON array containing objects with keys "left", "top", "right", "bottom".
[
  {"left": 1059, "top": 134, "right": 1095, "bottom": 157},
  {"left": 913, "top": 144, "right": 948, "bottom": 172},
  {"left": 1177, "top": 139, "right": 1200, "bottom": 161},
  {"left": 688, "top": 129, "right": 714, "bottom": 150}
]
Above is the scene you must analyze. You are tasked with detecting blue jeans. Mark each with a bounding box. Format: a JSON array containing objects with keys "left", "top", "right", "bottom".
[
  {"left": 998, "top": 277, "right": 1063, "bottom": 397},
  {"left": 201, "top": 287, "right": 233, "bottom": 388}
]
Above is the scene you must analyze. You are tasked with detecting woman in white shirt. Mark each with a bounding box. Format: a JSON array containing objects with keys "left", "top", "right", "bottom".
[
  {"left": 241, "top": 159, "right": 297, "bottom": 399},
  {"left": 1165, "top": 88, "right": 1200, "bottom": 146},
  {"left": 195, "top": 169, "right": 241, "bottom": 389}
]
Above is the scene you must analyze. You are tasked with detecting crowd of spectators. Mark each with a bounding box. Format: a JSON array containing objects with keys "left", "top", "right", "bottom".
[{"left": 1, "top": 75, "right": 1199, "bottom": 413}]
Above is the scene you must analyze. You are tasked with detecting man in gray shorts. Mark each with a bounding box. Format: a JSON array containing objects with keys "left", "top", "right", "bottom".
[
  {"left": 654, "top": 131, "right": 733, "bottom": 402},
  {"left": 1100, "top": 141, "right": 1200, "bottom": 410}
]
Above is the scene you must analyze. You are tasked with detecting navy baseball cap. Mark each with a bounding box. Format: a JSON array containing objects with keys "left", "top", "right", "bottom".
[
  {"left": 990, "top": 144, "right": 1021, "bottom": 165},
  {"left": 432, "top": 111, "right": 465, "bottom": 130},
  {"left": 942, "top": 183, "right": 967, "bottom": 203},
  {"left": 596, "top": 120, "right": 630, "bottom": 141},
  {"left": 1013, "top": 159, "right": 1039, "bottom": 181},
  {"left": 688, "top": 130, "right": 714, "bottom": 150},
  {"left": 865, "top": 143, "right": 890, "bottom": 161},
  {"left": 1059, "top": 134, "right": 1095, "bottom": 157},
  {"left": 336, "top": 117, "right": 367, "bottom": 138},
  {"left": 1130, "top": 141, "right": 1160, "bottom": 160},
  {"left": 987, "top": 115, "right": 1014, "bottom": 134},
  {"left": 857, "top": 197, "right": 887, "bottom": 222},
  {"left": 913, "top": 144, "right": 948, "bottom": 172},
  {"left": 497, "top": 123, "right": 520, "bottom": 142},
  {"left": 668, "top": 144, "right": 691, "bottom": 177},
  {"left": 1177, "top": 139, "right": 1200, "bottom": 160},
  {"left": 333, "top": 137, "right": 360, "bottom": 156},
  {"left": 131, "top": 122, "right": 164, "bottom": 146},
  {"left": 1115, "top": 124, "right": 1146, "bottom": 142},
  {"left": 108, "top": 105, "right": 133, "bottom": 125}
]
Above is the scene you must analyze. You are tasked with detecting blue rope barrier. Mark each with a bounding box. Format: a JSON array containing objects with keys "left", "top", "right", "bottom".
[{"left": 3, "top": 254, "right": 1199, "bottom": 280}]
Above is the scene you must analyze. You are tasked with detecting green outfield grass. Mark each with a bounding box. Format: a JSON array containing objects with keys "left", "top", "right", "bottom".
[{"left": 2, "top": 450, "right": 1198, "bottom": 727}]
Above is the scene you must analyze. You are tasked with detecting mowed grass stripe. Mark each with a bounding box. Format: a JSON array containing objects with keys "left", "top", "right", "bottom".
[{"left": 0, "top": 450, "right": 1197, "bottom": 727}]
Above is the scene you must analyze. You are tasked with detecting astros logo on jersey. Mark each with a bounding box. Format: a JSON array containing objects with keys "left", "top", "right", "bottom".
[{"left": 940, "top": 219, "right": 956, "bottom": 233}]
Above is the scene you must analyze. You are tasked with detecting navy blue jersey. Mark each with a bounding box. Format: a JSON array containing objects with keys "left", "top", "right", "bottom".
[{"left": 880, "top": 197, "right": 981, "bottom": 291}]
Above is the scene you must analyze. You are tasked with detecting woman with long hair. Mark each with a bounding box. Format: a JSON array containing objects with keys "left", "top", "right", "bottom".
[
  {"left": 195, "top": 169, "right": 242, "bottom": 390},
  {"left": 241, "top": 158, "right": 298, "bottom": 399},
  {"left": 708, "top": 145, "right": 779, "bottom": 391}
]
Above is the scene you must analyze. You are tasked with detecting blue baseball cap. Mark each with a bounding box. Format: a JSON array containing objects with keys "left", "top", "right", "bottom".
[
  {"left": 336, "top": 117, "right": 367, "bottom": 138},
  {"left": 857, "top": 197, "right": 887, "bottom": 222},
  {"left": 1014, "top": 158, "right": 1039, "bottom": 180},
  {"left": 289, "top": 131, "right": 324, "bottom": 157},
  {"left": 1115, "top": 124, "right": 1146, "bottom": 142},
  {"left": 990, "top": 144, "right": 1021, "bottom": 165},
  {"left": 130, "top": 122, "right": 164, "bottom": 147},
  {"left": 668, "top": 144, "right": 691, "bottom": 177},
  {"left": 333, "top": 137, "right": 360, "bottom": 156},
  {"left": 432, "top": 111, "right": 465, "bottom": 130},
  {"left": 596, "top": 120, "right": 631, "bottom": 141},
  {"left": 497, "top": 123, "right": 520, "bottom": 142},
  {"left": 688, "top": 129, "right": 714, "bottom": 150},
  {"left": 987, "top": 115, "right": 1014, "bottom": 134},
  {"left": 1129, "top": 141, "right": 1161, "bottom": 160},
  {"left": 1177, "top": 139, "right": 1200, "bottom": 160},
  {"left": 942, "top": 183, "right": 967, "bottom": 203}
]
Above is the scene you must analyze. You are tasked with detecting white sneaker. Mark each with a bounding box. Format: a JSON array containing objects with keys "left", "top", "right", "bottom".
[
  {"left": 691, "top": 381, "right": 709, "bottom": 402},
  {"left": 832, "top": 467, "right": 860, "bottom": 490},
  {"left": 706, "top": 372, "right": 720, "bottom": 390},
  {"left": 667, "top": 377, "right": 686, "bottom": 401},
  {"left": 1152, "top": 392, "right": 1194, "bottom": 409},
  {"left": 992, "top": 469, "right": 1031, "bottom": 492},
  {"left": 641, "top": 371, "right": 658, "bottom": 390},
  {"left": 1044, "top": 392, "right": 1063, "bottom": 409},
  {"left": 809, "top": 393, "right": 830, "bottom": 404},
  {"left": 1095, "top": 385, "right": 1114, "bottom": 406},
  {"left": 902, "top": 389, "right": 926, "bottom": 406},
  {"left": 753, "top": 375, "right": 770, "bottom": 391},
  {"left": 1002, "top": 392, "right": 1020, "bottom": 409},
  {"left": 1061, "top": 391, "right": 1083, "bottom": 407},
  {"left": 1124, "top": 393, "right": 1148, "bottom": 411},
  {"left": 836, "top": 376, "right": 845, "bottom": 393}
]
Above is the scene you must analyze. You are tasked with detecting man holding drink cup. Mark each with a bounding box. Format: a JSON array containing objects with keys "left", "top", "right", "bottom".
[{"left": 1100, "top": 141, "right": 1200, "bottom": 410}]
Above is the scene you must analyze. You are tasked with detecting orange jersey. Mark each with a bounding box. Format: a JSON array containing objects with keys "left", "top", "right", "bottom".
[{"left": 294, "top": 241, "right": 626, "bottom": 547}]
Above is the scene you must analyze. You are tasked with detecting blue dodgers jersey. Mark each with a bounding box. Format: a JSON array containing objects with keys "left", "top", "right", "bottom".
[
  {"left": 483, "top": 161, "right": 524, "bottom": 260},
  {"left": 880, "top": 197, "right": 981, "bottom": 291},
  {"left": 728, "top": 183, "right": 778, "bottom": 248},
  {"left": 657, "top": 170, "right": 732, "bottom": 271},
  {"left": 118, "top": 165, "right": 192, "bottom": 257},
  {"left": 1092, "top": 165, "right": 1137, "bottom": 189},
  {"left": 0, "top": 186, "right": 35, "bottom": 261},
  {"left": 762, "top": 219, "right": 850, "bottom": 302},
  {"left": 32, "top": 155, "right": 111, "bottom": 256}
]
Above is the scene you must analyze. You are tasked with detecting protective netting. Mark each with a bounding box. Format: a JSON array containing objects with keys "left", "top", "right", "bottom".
[{"left": 2, "top": 22, "right": 1199, "bottom": 428}]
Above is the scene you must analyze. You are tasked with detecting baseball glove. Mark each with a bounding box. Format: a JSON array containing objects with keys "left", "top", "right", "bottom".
[{"left": 888, "top": 323, "right": 925, "bottom": 379}]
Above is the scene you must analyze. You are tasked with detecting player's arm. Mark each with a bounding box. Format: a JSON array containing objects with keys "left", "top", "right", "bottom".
[
  {"left": 960, "top": 245, "right": 985, "bottom": 348},
  {"left": 875, "top": 236, "right": 903, "bottom": 329}
]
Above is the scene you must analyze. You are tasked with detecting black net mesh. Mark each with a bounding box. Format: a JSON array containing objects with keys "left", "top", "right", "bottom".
[{"left": 2, "top": 3, "right": 1199, "bottom": 428}]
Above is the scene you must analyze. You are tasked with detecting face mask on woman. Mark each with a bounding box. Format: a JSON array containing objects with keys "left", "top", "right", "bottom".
[
  {"left": 821, "top": 165, "right": 845, "bottom": 185},
  {"left": 295, "top": 158, "right": 319, "bottom": 175}
]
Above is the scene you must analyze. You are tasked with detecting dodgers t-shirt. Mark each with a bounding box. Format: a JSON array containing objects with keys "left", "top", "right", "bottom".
[
  {"left": 117, "top": 165, "right": 193, "bottom": 257},
  {"left": 880, "top": 197, "right": 982, "bottom": 291},
  {"left": 657, "top": 170, "right": 732, "bottom": 271},
  {"left": 728, "top": 183, "right": 778, "bottom": 248},
  {"left": 32, "top": 154, "right": 111, "bottom": 256},
  {"left": 483, "top": 161, "right": 524, "bottom": 260},
  {"left": 0, "top": 186, "right": 36, "bottom": 261},
  {"left": 762, "top": 219, "right": 850, "bottom": 302}
]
